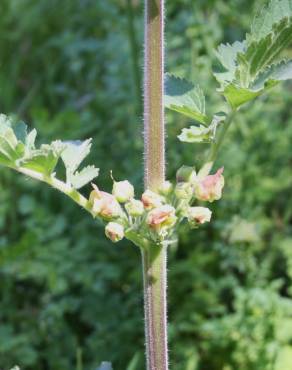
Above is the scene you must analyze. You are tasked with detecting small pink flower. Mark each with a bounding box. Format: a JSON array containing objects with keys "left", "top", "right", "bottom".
[
  {"left": 195, "top": 167, "right": 224, "bottom": 202},
  {"left": 90, "top": 184, "right": 122, "bottom": 219},
  {"left": 146, "top": 205, "right": 176, "bottom": 230},
  {"left": 105, "top": 222, "right": 124, "bottom": 242},
  {"left": 188, "top": 206, "right": 212, "bottom": 225}
]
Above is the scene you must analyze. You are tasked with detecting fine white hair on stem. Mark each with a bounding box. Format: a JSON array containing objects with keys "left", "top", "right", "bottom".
[{"left": 143, "top": 0, "right": 165, "bottom": 191}]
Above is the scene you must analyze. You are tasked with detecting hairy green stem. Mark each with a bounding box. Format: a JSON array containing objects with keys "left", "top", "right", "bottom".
[
  {"left": 144, "top": 0, "right": 165, "bottom": 191},
  {"left": 143, "top": 0, "right": 168, "bottom": 369},
  {"left": 141, "top": 243, "right": 168, "bottom": 370}
]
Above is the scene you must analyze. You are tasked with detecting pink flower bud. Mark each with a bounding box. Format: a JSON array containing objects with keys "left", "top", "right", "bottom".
[
  {"left": 90, "top": 184, "right": 122, "bottom": 219},
  {"left": 105, "top": 222, "right": 124, "bottom": 242},
  {"left": 188, "top": 206, "right": 212, "bottom": 226},
  {"left": 146, "top": 205, "right": 177, "bottom": 230},
  {"left": 112, "top": 180, "right": 134, "bottom": 203},
  {"left": 194, "top": 167, "right": 224, "bottom": 202},
  {"left": 141, "top": 190, "right": 164, "bottom": 210}
]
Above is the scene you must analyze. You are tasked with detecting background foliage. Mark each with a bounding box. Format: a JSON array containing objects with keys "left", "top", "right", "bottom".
[{"left": 0, "top": 0, "right": 292, "bottom": 369}]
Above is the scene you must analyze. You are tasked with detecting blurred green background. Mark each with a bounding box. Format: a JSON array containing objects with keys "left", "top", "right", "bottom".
[{"left": 0, "top": 0, "right": 292, "bottom": 369}]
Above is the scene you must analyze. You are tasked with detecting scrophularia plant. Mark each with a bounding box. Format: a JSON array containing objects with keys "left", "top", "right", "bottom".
[{"left": 1, "top": 0, "right": 292, "bottom": 369}]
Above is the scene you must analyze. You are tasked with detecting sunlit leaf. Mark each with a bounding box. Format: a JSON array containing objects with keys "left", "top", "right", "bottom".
[
  {"left": 61, "top": 139, "right": 92, "bottom": 174},
  {"left": 69, "top": 165, "right": 99, "bottom": 189},
  {"left": 178, "top": 113, "right": 225, "bottom": 143},
  {"left": 165, "top": 74, "right": 209, "bottom": 124},
  {"left": 0, "top": 114, "right": 99, "bottom": 188},
  {"left": 215, "top": 0, "right": 292, "bottom": 108}
]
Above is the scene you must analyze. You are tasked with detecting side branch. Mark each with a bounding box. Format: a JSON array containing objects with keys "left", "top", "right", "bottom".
[{"left": 13, "top": 166, "right": 93, "bottom": 215}]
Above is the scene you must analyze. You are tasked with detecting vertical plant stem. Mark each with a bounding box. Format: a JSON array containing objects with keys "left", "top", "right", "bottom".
[
  {"left": 142, "top": 243, "right": 168, "bottom": 370},
  {"left": 143, "top": 1, "right": 168, "bottom": 370},
  {"left": 144, "top": 0, "right": 165, "bottom": 190}
]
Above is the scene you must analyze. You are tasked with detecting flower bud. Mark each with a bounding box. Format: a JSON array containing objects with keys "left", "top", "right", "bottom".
[
  {"left": 158, "top": 181, "right": 173, "bottom": 196},
  {"left": 146, "top": 205, "right": 177, "bottom": 230},
  {"left": 176, "top": 166, "right": 196, "bottom": 183},
  {"left": 141, "top": 190, "right": 164, "bottom": 210},
  {"left": 112, "top": 180, "right": 134, "bottom": 203},
  {"left": 175, "top": 182, "right": 193, "bottom": 200},
  {"left": 125, "top": 199, "right": 144, "bottom": 217},
  {"left": 105, "top": 222, "right": 124, "bottom": 242},
  {"left": 90, "top": 184, "right": 122, "bottom": 220},
  {"left": 194, "top": 167, "right": 224, "bottom": 202},
  {"left": 187, "top": 206, "right": 212, "bottom": 226}
]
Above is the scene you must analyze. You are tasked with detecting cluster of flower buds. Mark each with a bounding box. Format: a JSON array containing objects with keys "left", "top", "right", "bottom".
[{"left": 89, "top": 165, "right": 225, "bottom": 244}]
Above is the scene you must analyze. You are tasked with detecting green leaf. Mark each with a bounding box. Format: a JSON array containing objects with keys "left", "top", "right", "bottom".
[
  {"left": 164, "top": 74, "right": 209, "bottom": 124},
  {"left": 214, "top": 41, "right": 246, "bottom": 85},
  {"left": 178, "top": 113, "right": 225, "bottom": 143},
  {"left": 69, "top": 165, "right": 99, "bottom": 189},
  {"left": 251, "top": 0, "right": 292, "bottom": 40},
  {"left": 61, "top": 140, "right": 99, "bottom": 187},
  {"left": 25, "top": 128, "right": 37, "bottom": 150},
  {"left": 253, "top": 59, "right": 292, "bottom": 89},
  {"left": 0, "top": 113, "right": 99, "bottom": 188},
  {"left": 0, "top": 115, "right": 25, "bottom": 165},
  {"left": 215, "top": 0, "right": 292, "bottom": 108},
  {"left": 19, "top": 142, "right": 64, "bottom": 176},
  {"left": 222, "top": 84, "right": 262, "bottom": 110},
  {"left": 61, "top": 139, "right": 92, "bottom": 173}
]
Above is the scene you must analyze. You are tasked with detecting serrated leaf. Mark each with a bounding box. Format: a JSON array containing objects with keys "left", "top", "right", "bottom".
[
  {"left": 0, "top": 113, "right": 12, "bottom": 132},
  {"left": 238, "top": 16, "right": 292, "bottom": 82},
  {"left": 19, "top": 142, "right": 64, "bottom": 176},
  {"left": 60, "top": 139, "right": 99, "bottom": 188},
  {"left": 178, "top": 113, "right": 224, "bottom": 143},
  {"left": 215, "top": 0, "right": 292, "bottom": 108},
  {"left": 165, "top": 74, "right": 209, "bottom": 124},
  {"left": 214, "top": 41, "right": 246, "bottom": 85},
  {"left": 253, "top": 59, "right": 292, "bottom": 89},
  {"left": 25, "top": 128, "right": 37, "bottom": 150},
  {"left": 0, "top": 113, "right": 99, "bottom": 212},
  {"left": 251, "top": 0, "right": 292, "bottom": 40},
  {"left": 69, "top": 165, "right": 99, "bottom": 189},
  {"left": 0, "top": 114, "right": 98, "bottom": 190},
  {"left": 61, "top": 139, "right": 92, "bottom": 174},
  {"left": 0, "top": 121, "right": 25, "bottom": 165}
]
